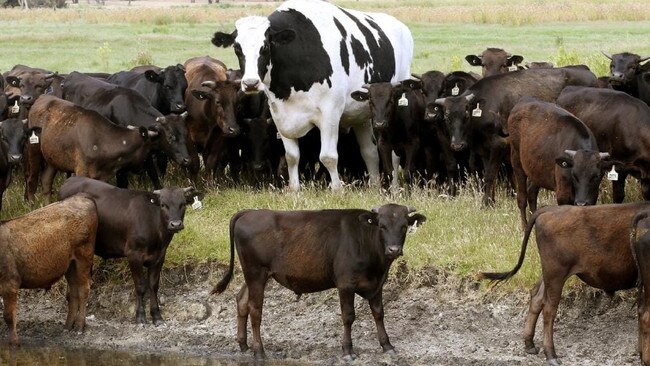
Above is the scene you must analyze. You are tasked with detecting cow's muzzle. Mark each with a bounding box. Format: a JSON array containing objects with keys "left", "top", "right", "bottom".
[
  {"left": 167, "top": 220, "right": 185, "bottom": 232},
  {"left": 242, "top": 79, "right": 260, "bottom": 94},
  {"left": 385, "top": 245, "right": 403, "bottom": 259},
  {"left": 8, "top": 154, "right": 22, "bottom": 163}
]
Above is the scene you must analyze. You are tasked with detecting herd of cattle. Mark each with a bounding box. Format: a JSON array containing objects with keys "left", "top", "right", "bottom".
[{"left": 4, "top": 0, "right": 650, "bottom": 364}]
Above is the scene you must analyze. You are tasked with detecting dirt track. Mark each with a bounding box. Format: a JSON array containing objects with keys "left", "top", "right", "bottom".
[{"left": 2, "top": 263, "right": 641, "bottom": 365}]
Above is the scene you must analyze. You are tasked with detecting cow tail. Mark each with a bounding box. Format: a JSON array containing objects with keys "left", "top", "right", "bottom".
[
  {"left": 631, "top": 210, "right": 650, "bottom": 294},
  {"left": 478, "top": 208, "right": 543, "bottom": 283},
  {"left": 211, "top": 211, "right": 243, "bottom": 295}
]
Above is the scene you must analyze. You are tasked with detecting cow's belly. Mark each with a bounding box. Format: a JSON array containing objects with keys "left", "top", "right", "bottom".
[
  {"left": 272, "top": 272, "right": 334, "bottom": 294},
  {"left": 269, "top": 256, "right": 335, "bottom": 294}
]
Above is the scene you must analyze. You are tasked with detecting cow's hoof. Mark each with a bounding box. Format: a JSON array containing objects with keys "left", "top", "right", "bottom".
[
  {"left": 547, "top": 358, "right": 561, "bottom": 366},
  {"left": 239, "top": 343, "right": 249, "bottom": 352},
  {"left": 385, "top": 348, "right": 397, "bottom": 355},
  {"left": 526, "top": 346, "right": 540, "bottom": 354},
  {"left": 342, "top": 354, "right": 357, "bottom": 362},
  {"left": 254, "top": 352, "right": 265, "bottom": 362},
  {"left": 153, "top": 319, "right": 165, "bottom": 327}
]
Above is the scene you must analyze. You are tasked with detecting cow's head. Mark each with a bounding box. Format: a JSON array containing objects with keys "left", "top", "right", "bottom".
[
  {"left": 359, "top": 204, "right": 426, "bottom": 260},
  {"left": 149, "top": 113, "right": 191, "bottom": 167},
  {"left": 0, "top": 118, "right": 33, "bottom": 165},
  {"left": 602, "top": 51, "right": 650, "bottom": 86},
  {"left": 151, "top": 187, "right": 204, "bottom": 232},
  {"left": 555, "top": 150, "right": 613, "bottom": 206},
  {"left": 434, "top": 94, "right": 476, "bottom": 151},
  {"left": 212, "top": 16, "right": 296, "bottom": 94},
  {"left": 351, "top": 81, "right": 403, "bottom": 131},
  {"left": 465, "top": 48, "right": 523, "bottom": 77},
  {"left": 241, "top": 117, "right": 276, "bottom": 172},
  {"left": 191, "top": 80, "right": 241, "bottom": 137},
  {"left": 5, "top": 72, "right": 58, "bottom": 107},
  {"left": 144, "top": 64, "right": 188, "bottom": 114},
  {"left": 411, "top": 71, "right": 445, "bottom": 122},
  {"left": 442, "top": 71, "right": 479, "bottom": 99}
]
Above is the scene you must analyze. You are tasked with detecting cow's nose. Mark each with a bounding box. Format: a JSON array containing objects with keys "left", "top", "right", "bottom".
[
  {"left": 252, "top": 162, "right": 265, "bottom": 171},
  {"left": 385, "top": 246, "right": 402, "bottom": 258},
  {"left": 174, "top": 103, "right": 186, "bottom": 112},
  {"left": 181, "top": 157, "right": 191, "bottom": 166},
  {"left": 227, "top": 126, "right": 240, "bottom": 136},
  {"left": 242, "top": 78, "right": 260, "bottom": 90},
  {"left": 168, "top": 220, "right": 184, "bottom": 231},
  {"left": 611, "top": 72, "right": 624, "bottom": 80},
  {"left": 450, "top": 143, "right": 466, "bottom": 151},
  {"left": 374, "top": 121, "right": 387, "bottom": 129},
  {"left": 8, "top": 154, "right": 22, "bottom": 162},
  {"left": 20, "top": 95, "right": 33, "bottom": 103},
  {"left": 575, "top": 201, "right": 588, "bottom": 207}
]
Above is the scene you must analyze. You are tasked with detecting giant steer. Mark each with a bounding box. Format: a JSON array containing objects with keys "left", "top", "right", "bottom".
[
  {"left": 0, "top": 195, "right": 98, "bottom": 345},
  {"left": 212, "top": 0, "right": 413, "bottom": 190},
  {"left": 212, "top": 204, "right": 425, "bottom": 360},
  {"left": 59, "top": 177, "right": 201, "bottom": 325},
  {"left": 480, "top": 203, "right": 647, "bottom": 366}
]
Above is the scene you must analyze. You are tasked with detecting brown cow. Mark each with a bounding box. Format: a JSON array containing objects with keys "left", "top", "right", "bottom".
[
  {"left": 465, "top": 48, "right": 524, "bottom": 77},
  {"left": 27, "top": 95, "right": 158, "bottom": 201},
  {"left": 0, "top": 195, "right": 98, "bottom": 345},
  {"left": 508, "top": 98, "right": 612, "bottom": 227},
  {"left": 212, "top": 204, "right": 426, "bottom": 361},
  {"left": 480, "top": 203, "right": 646, "bottom": 366},
  {"left": 631, "top": 210, "right": 650, "bottom": 366}
]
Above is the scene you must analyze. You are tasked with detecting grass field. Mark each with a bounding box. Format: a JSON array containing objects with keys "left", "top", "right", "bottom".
[{"left": 1, "top": 0, "right": 649, "bottom": 291}]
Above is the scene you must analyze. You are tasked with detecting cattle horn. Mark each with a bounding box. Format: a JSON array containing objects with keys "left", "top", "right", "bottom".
[
  {"left": 465, "top": 93, "right": 475, "bottom": 102},
  {"left": 22, "top": 119, "right": 28, "bottom": 125},
  {"left": 601, "top": 51, "right": 613, "bottom": 60},
  {"left": 182, "top": 187, "right": 194, "bottom": 193},
  {"left": 44, "top": 72, "right": 58, "bottom": 79},
  {"left": 180, "top": 111, "right": 188, "bottom": 118},
  {"left": 361, "top": 84, "right": 371, "bottom": 90},
  {"left": 599, "top": 152, "right": 611, "bottom": 159},
  {"left": 434, "top": 97, "right": 446, "bottom": 104},
  {"left": 153, "top": 190, "right": 161, "bottom": 195},
  {"left": 371, "top": 205, "right": 380, "bottom": 213},
  {"left": 126, "top": 125, "right": 137, "bottom": 130},
  {"left": 147, "top": 130, "right": 159, "bottom": 137},
  {"left": 564, "top": 149, "right": 577, "bottom": 157},
  {"left": 201, "top": 81, "right": 217, "bottom": 88},
  {"left": 407, "top": 206, "right": 417, "bottom": 213},
  {"left": 155, "top": 116, "right": 166, "bottom": 123},
  {"left": 640, "top": 56, "right": 650, "bottom": 63},
  {"left": 391, "top": 81, "right": 402, "bottom": 87},
  {"left": 411, "top": 73, "right": 422, "bottom": 80},
  {"left": 506, "top": 53, "right": 512, "bottom": 57}
]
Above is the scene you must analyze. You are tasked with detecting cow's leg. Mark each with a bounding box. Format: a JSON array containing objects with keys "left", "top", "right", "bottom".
[
  {"left": 128, "top": 259, "right": 147, "bottom": 324},
  {"left": 281, "top": 137, "right": 301, "bottom": 191},
  {"left": 116, "top": 169, "right": 129, "bottom": 189},
  {"left": 368, "top": 291, "right": 394, "bottom": 353},
  {"left": 186, "top": 137, "right": 201, "bottom": 186},
  {"left": 541, "top": 274, "right": 567, "bottom": 365},
  {"left": 155, "top": 153, "right": 169, "bottom": 179},
  {"left": 40, "top": 164, "right": 57, "bottom": 203},
  {"left": 352, "top": 123, "right": 380, "bottom": 187},
  {"left": 2, "top": 289, "right": 18, "bottom": 346},
  {"left": 64, "top": 257, "right": 91, "bottom": 332},
  {"left": 403, "top": 138, "right": 421, "bottom": 188},
  {"left": 23, "top": 142, "right": 40, "bottom": 201},
  {"left": 338, "top": 288, "right": 357, "bottom": 360},
  {"left": 511, "top": 148, "right": 528, "bottom": 228},
  {"left": 318, "top": 122, "right": 342, "bottom": 190},
  {"left": 527, "top": 184, "right": 540, "bottom": 213},
  {"left": 144, "top": 154, "right": 162, "bottom": 190},
  {"left": 236, "top": 284, "right": 250, "bottom": 352},
  {"left": 481, "top": 152, "right": 497, "bottom": 207},
  {"left": 147, "top": 258, "right": 165, "bottom": 326},
  {"left": 377, "top": 139, "right": 394, "bottom": 190},
  {"left": 523, "top": 279, "right": 544, "bottom": 354},
  {"left": 612, "top": 172, "right": 628, "bottom": 203},
  {"left": 65, "top": 260, "right": 80, "bottom": 331},
  {"left": 246, "top": 269, "right": 268, "bottom": 360}
]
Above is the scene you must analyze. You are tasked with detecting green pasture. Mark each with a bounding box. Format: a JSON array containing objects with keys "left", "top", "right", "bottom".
[{"left": 1, "top": 0, "right": 649, "bottom": 291}]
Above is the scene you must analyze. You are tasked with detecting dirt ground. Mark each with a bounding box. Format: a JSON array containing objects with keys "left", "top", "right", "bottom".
[{"left": 1, "top": 262, "right": 642, "bottom": 365}]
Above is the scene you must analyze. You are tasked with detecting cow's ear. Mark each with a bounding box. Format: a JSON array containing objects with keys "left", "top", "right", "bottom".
[
  {"left": 270, "top": 29, "right": 296, "bottom": 45},
  {"left": 191, "top": 90, "right": 211, "bottom": 101},
  {"left": 144, "top": 70, "right": 163, "bottom": 83},
  {"left": 508, "top": 55, "right": 524, "bottom": 66},
  {"left": 146, "top": 192, "right": 161, "bottom": 206},
  {"left": 402, "top": 79, "right": 422, "bottom": 90},
  {"left": 408, "top": 213, "right": 426, "bottom": 227},
  {"left": 5, "top": 76, "right": 20, "bottom": 87},
  {"left": 359, "top": 212, "right": 378, "bottom": 226},
  {"left": 27, "top": 127, "right": 42, "bottom": 135},
  {"left": 177, "top": 64, "right": 185, "bottom": 72},
  {"left": 465, "top": 55, "right": 482, "bottom": 66},
  {"left": 555, "top": 157, "right": 573, "bottom": 169},
  {"left": 350, "top": 90, "right": 369, "bottom": 102},
  {"left": 212, "top": 30, "right": 237, "bottom": 48}
]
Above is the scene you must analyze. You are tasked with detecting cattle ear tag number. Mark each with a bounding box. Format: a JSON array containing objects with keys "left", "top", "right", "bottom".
[
  {"left": 451, "top": 84, "right": 460, "bottom": 96},
  {"left": 472, "top": 103, "right": 482, "bottom": 117},
  {"left": 11, "top": 101, "right": 19, "bottom": 114},
  {"left": 29, "top": 131, "right": 39, "bottom": 144},
  {"left": 398, "top": 93, "right": 408, "bottom": 107},
  {"left": 607, "top": 166, "right": 618, "bottom": 181},
  {"left": 408, "top": 220, "right": 418, "bottom": 235},
  {"left": 508, "top": 65, "right": 518, "bottom": 72},
  {"left": 191, "top": 196, "right": 203, "bottom": 210}
]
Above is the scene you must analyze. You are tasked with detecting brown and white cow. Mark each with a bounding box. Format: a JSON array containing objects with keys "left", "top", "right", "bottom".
[{"left": 212, "top": 204, "right": 426, "bottom": 361}]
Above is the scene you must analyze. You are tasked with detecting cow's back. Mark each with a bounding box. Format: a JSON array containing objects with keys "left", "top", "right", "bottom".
[{"left": 0, "top": 195, "right": 97, "bottom": 289}]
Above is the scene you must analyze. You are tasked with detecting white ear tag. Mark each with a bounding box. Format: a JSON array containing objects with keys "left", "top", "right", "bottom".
[
  {"left": 191, "top": 196, "right": 203, "bottom": 210},
  {"left": 29, "top": 131, "right": 39, "bottom": 144},
  {"left": 451, "top": 84, "right": 460, "bottom": 96},
  {"left": 398, "top": 93, "right": 408, "bottom": 107},
  {"left": 408, "top": 220, "right": 418, "bottom": 235},
  {"left": 508, "top": 65, "right": 518, "bottom": 72},
  {"left": 472, "top": 103, "right": 482, "bottom": 117},
  {"left": 607, "top": 166, "right": 618, "bottom": 181},
  {"left": 11, "top": 101, "right": 19, "bottom": 114},
  {"left": 276, "top": 132, "right": 281, "bottom": 140}
]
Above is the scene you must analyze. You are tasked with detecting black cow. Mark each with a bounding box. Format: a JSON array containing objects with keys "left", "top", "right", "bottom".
[
  {"left": 465, "top": 48, "right": 524, "bottom": 77},
  {"left": 238, "top": 117, "right": 284, "bottom": 185},
  {"left": 107, "top": 64, "right": 187, "bottom": 115},
  {"left": 59, "top": 177, "right": 202, "bottom": 325},
  {"left": 557, "top": 86, "right": 650, "bottom": 203},
  {"left": 434, "top": 67, "right": 598, "bottom": 206},
  {"left": 62, "top": 71, "right": 191, "bottom": 188},
  {"left": 602, "top": 51, "right": 650, "bottom": 103},
  {"left": 0, "top": 117, "right": 35, "bottom": 166},
  {"left": 211, "top": 204, "right": 426, "bottom": 361},
  {"left": 507, "top": 98, "right": 612, "bottom": 227},
  {"left": 442, "top": 71, "right": 480, "bottom": 98}
]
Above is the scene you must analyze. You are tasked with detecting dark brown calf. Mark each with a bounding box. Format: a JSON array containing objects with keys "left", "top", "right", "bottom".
[
  {"left": 212, "top": 204, "right": 426, "bottom": 361},
  {"left": 465, "top": 48, "right": 524, "bottom": 77},
  {"left": 508, "top": 98, "right": 612, "bottom": 227},
  {"left": 0, "top": 195, "right": 97, "bottom": 345},
  {"left": 632, "top": 210, "right": 650, "bottom": 366},
  {"left": 27, "top": 95, "right": 157, "bottom": 201},
  {"left": 480, "top": 203, "right": 646, "bottom": 366}
]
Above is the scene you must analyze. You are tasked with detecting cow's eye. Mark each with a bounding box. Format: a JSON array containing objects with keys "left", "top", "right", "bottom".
[{"left": 165, "top": 85, "right": 172, "bottom": 90}]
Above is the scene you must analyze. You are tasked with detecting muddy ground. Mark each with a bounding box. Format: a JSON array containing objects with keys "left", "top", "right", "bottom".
[{"left": 1, "top": 262, "right": 641, "bottom": 365}]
